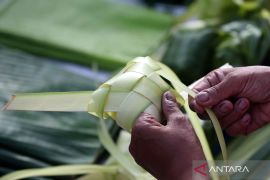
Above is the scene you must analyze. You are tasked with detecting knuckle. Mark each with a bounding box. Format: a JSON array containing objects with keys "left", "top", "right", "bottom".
[
  {"left": 173, "top": 114, "right": 188, "bottom": 123},
  {"left": 208, "top": 86, "right": 219, "bottom": 96},
  {"left": 206, "top": 69, "right": 223, "bottom": 83},
  {"left": 226, "top": 73, "right": 237, "bottom": 81},
  {"left": 206, "top": 69, "right": 217, "bottom": 78}
]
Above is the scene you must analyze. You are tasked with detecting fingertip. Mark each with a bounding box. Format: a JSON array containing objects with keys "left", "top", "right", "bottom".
[
  {"left": 241, "top": 113, "right": 251, "bottom": 127},
  {"left": 162, "top": 91, "right": 180, "bottom": 114},
  {"left": 189, "top": 97, "right": 208, "bottom": 119},
  {"left": 194, "top": 102, "right": 205, "bottom": 114},
  {"left": 195, "top": 91, "right": 218, "bottom": 108},
  {"left": 189, "top": 99, "right": 203, "bottom": 113},
  {"left": 163, "top": 91, "right": 176, "bottom": 102},
  {"left": 235, "top": 98, "right": 250, "bottom": 112},
  {"left": 197, "top": 113, "right": 209, "bottom": 120},
  {"left": 215, "top": 100, "right": 233, "bottom": 116},
  {"left": 162, "top": 91, "right": 187, "bottom": 127},
  {"left": 195, "top": 91, "right": 212, "bottom": 106}
]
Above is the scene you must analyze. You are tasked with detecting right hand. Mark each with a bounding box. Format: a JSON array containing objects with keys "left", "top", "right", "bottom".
[
  {"left": 129, "top": 91, "right": 206, "bottom": 180},
  {"left": 189, "top": 66, "right": 270, "bottom": 136}
]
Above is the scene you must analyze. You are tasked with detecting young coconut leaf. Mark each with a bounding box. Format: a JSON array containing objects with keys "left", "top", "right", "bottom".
[{"left": 3, "top": 57, "right": 228, "bottom": 180}]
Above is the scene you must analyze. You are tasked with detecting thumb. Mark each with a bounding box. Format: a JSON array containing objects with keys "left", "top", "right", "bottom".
[
  {"left": 162, "top": 91, "right": 187, "bottom": 127},
  {"left": 195, "top": 75, "right": 239, "bottom": 107}
]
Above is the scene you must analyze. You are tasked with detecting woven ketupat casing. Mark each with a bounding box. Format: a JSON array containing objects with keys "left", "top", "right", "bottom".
[{"left": 88, "top": 57, "right": 171, "bottom": 131}]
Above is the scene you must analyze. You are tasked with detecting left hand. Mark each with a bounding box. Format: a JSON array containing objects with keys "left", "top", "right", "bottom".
[
  {"left": 129, "top": 91, "right": 206, "bottom": 180},
  {"left": 189, "top": 66, "right": 270, "bottom": 136}
]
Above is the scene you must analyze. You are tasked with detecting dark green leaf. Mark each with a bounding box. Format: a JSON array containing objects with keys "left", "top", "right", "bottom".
[
  {"left": 0, "top": 47, "right": 118, "bottom": 174},
  {"left": 161, "top": 22, "right": 218, "bottom": 84},
  {"left": 0, "top": 0, "right": 172, "bottom": 70}
]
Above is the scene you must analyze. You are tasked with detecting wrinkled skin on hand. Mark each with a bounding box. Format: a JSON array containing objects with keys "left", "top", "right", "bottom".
[
  {"left": 189, "top": 66, "right": 270, "bottom": 136},
  {"left": 129, "top": 91, "right": 207, "bottom": 180}
]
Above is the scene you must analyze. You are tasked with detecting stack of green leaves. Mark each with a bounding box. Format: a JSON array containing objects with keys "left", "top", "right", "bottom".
[
  {"left": 0, "top": 0, "right": 172, "bottom": 70},
  {"left": 160, "top": 0, "right": 270, "bottom": 84},
  {"left": 0, "top": 46, "right": 118, "bottom": 176}
]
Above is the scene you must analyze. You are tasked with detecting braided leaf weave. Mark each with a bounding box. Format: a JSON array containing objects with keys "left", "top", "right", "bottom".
[{"left": 88, "top": 57, "right": 174, "bottom": 131}]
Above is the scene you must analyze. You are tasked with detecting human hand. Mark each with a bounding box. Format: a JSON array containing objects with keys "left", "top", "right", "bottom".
[
  {"left": 129, "top": 91, "right": 206, "bottom": 180},
  {"left": 189, "top": 66, "right": 270, "bottom": 136}
]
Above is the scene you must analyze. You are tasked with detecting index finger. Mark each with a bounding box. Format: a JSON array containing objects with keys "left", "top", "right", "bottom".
[{"left": 192, "top": 68, "right": 234, "bottom": 92}]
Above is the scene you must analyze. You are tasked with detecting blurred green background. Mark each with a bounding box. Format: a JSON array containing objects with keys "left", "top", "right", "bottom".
[{"left": 0, "top": 0, "right": 270, "bottom": 179}]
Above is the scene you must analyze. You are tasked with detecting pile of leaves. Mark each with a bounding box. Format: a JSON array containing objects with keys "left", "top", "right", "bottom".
[
  {"left": 0, "top": 0, "right": 172, "bottom": 70},
  {"left": 160, "top": 0, "right": 270, "bottom": 84},
  {"left": 0, "top": 47, "right": 119, "bottom": 177}
]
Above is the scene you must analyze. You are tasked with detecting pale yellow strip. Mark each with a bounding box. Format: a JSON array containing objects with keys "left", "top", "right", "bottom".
[
  {"left": 3, "top": 91, "right": 92, "bottom": 112},
  {"left": 184, "top": 101, "right": 219, "bottom": 180},
  {"left": 0, "top": 165, "right": 118, "bottom": 180}
]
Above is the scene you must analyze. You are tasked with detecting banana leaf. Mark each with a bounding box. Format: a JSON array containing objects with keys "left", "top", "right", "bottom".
[
  {"left": 160, "top": 17, "right": 270, "bottom": 84},
  {"left": 159, "top": 0, "right": 270, "bottom": 84},
  {"left": 214, "top": 19, "right": 270, "bottom": 67},
  {"left": 0, "top": 0, "right": 172, "bottom": 70},
  {"left": 161, "top": 21, "right": 218, "bottom": 84},
  {"left": 0, "top": 46, "right": 118, "bottom": 175}
]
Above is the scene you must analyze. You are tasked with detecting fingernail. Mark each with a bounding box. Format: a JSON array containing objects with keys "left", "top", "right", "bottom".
[
  {"left": 189, "top": 102, "right": 195, "bottom": 111},
  {"left": 241, "top": 115, "right": 250, "bottom": 125},
  {"left": 196, "top": 92, "right": 209, "bottom": 102},
  {"left": 165, "top": 92, "right": 175, "bottom": 102},
  {"left": 219, "top": 103, "right": 230, "bottom": 113},
  {"left": 237, "top": 99, "right": 248, "bottom": 111}
]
